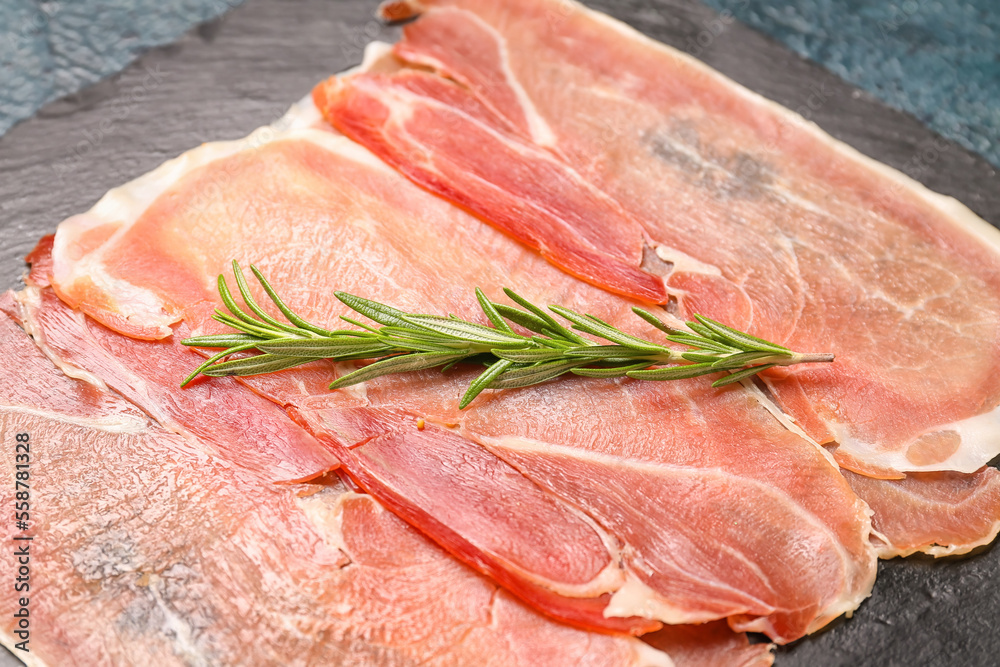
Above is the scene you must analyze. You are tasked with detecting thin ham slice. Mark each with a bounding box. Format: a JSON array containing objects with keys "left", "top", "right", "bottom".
[
  {"left": 843, "top": 467, "right": 1000, "bottom": 558},
  {"left": 312, "top": 71, "right": 668, "bottom": 304},
  {"left": 313, "top": 0, "right": 1000, "bottom": 479},
  {"left": 0, "top": 304, "right": 669, "bottom": 666},
  {"left": 643, "top": 622, "right": 774, "bottom": 667},
  {"left": 287, "top": 361, "right": 875, "bottom": 641},
  {"left": 43, "top": 106, "right": 876, "bottom": 642},
  {"left": 12, "top": 241, "right": 339, "bottom": 485}
]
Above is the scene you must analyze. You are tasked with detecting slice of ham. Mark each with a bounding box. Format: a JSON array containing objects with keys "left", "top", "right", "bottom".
[
  {"left": 313, "top": 0, "right": 1000, "bottom": 479},
  {"left": 312, "top": 71, "right": 668, "bottom": 304},
  {"left": 0, "top": 305, "right": 668, "bottom": 666},
  {"left": 843, "top": 467, "right": 1000, "bottom": 558},
  {"left": 643, "top": 622, "right": 774, "bottom": 667},
  {"left": 10, "top": 243, "right": 339, "bottom": 485},
  {"left": 287, "top": 362, "right": 876, "bottom": 642},
  {"left": 42, "top": 106, "right": 876, "bottom": 643},
  {"left": 287, "top": 403, "right": 651, "bottom": 635}
]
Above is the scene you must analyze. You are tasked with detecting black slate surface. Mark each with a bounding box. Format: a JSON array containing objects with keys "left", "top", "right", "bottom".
[{"left": 0, "top": 1, "right": 997, "bottom": 665}]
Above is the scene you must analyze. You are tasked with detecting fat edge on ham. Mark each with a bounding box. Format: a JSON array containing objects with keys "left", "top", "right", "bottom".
[
  {"left": 0, "top": 299, "right": 678, "bottom": 667},
  {"left": 38, "top": 96, "right": 878, "bottom": 644},
  {"left": 313, "top": 0, "right": 1000, "bottom": 480}
]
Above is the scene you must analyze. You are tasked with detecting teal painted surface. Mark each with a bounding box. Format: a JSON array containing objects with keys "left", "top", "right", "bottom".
[
  {"left": 703, "top": 0, "right": 1000, "bottom": 167},
  {"left": 0, "top": 0, "right": 243, "bottom": 135}
]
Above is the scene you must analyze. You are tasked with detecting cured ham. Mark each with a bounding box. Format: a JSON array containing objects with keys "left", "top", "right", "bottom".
[
  {"left": 843, "top": 467, "right": 1000, "bottom": 558},
  {"left": 23, "top": 0, "right": 999, "bottom": 658},
  {"left": 286, "top": 364, "right": 876, "bottom": 641},
  {"left": 15, "top": 259, "right": 339, "bottom": 484},
  {"left": 643, "top": 623, "right": 774, "bottom": 667},
  {"left": 0, "top": 304, "right": 670, "bottom": 666},
  {"left": 314, "top": 0, "right": 1000, "bottom": 479},
  {"left": 313, "top": 71, "right": 668, "bottom": 304},
  {"left": 40, "top": 104, "right": 877, "bottom": 643}
]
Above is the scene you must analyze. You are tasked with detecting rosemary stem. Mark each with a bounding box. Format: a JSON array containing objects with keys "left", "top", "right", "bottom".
[
  {"left": 180, "top": 262, "right": 837, "bottom": 407},
  {"left": 784, "top": 352, "right": 836, "bottom": 365}
]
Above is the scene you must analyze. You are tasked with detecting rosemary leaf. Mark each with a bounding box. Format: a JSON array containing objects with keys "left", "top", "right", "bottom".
[
  {"left": 230, "top": 261, "right": 304, "bottom": 336},
  {"left": 335, "top": 292, "right": 416, "bottom": 329},
  {"left": 627, "top": 363, "right": 721, "bottom": 381},
  {"left": 571, "top": 362, "right": 653, "bottom": 378},
  {"left": 339, "top": 316, "right": 381, "bottom": 334},
  {"left": 562, "top": 345, "right": 663, "bottom": 360},
  {"left": 693, "top": 315, "right": 790, "bottom": 354},
  {"left": 211, "top": 311, "right": 284, "bottom": 339},
  {"left": 460, "top": 359, "right": 517, "bottom": 409},
  {"left": 202, "top": 353, "right": 312, "bottom": 377},
  {"left": 710, "top": 350, "right": 782, "bottom": 369},
  {"left": 256, "top": 337, "right": 393, "bottom": 359},
  {"left": 250, "top": 265, "right": 337, "bottom": 337},
  {"left": 180, "top": 341, "right": 262, "bottom": 387},
  {"left": 665, "top": 334, "right": 736, "bottom": 354},
  {"left": 492, "top": 303, "right": 551, "bottom": 336},
  {"left": 489, "top": 359, "right": 587, "bottom": 389},
  {"left": 402, "top": 314, "right": 527, "bottom": 348},
  {"left": 503, "top": 288, "right": 588, "bottom": 344},
  {"left": 685, "top": 320, "right": 716, "bottom": 339},
  {"left": 549, "top": 305, "right": 664, "bottom": 352},
  {"left": 476, "top": 288, "right": 515, "bottom": 334},
  {"left": 493, "top": 348, "right": 569, "bottom": 363},
  {"left": 631, "top": 307, "right": 682, "bottom": 335},
  {"left": 328, "top": 352, "right": 470, "bottom": 389},
  {"left": 216, "top": 273, "right": 269, "bottom": 332},
  {"left": 712, "top": 363, "right": 778, "bottom": 387},
  {"left": 529, "top": 336, "right": 576, "bottom": 350},
  {"left": 376, "top": 338, "right": 469, "bottom": 354},
  {"left": 181, "top": 333, "right": 261, "bottom": 348},
  {"left": 681, "top": 351, "right": 726, "bottom": 364}
]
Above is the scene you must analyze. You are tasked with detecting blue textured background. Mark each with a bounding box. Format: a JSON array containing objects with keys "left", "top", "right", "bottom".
[
  {"left": 0, "top": 0, "right": 243, "bottom": 134},
  {"left": 0, "top": 0, "right": 997, "bottom": 162},
  {"left": 703, "top": 0, "right": 1000, "bottom": 167}
]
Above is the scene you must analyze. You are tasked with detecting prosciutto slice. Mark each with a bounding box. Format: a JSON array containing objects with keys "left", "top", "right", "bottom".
[
  {"left": 42, "top": 105, "right": 876, "bottom": 643},
  {"left": 16, "top": 239, "right": 338, "bottom": 484},
  {"left": 0, "top": 304, "right": 668, "bottom": 666},
  {"left": 285, "top": 360, "right": 877, "bottom": 642},
  {"left": 843, "top": 467, "right": 1000, "bottom": 558},
  {"left": 643, "top": 623, "right": 774, "bottom": 667},
  {"left": 314, "top": 0, "right": 1000, "bottom": 479}
]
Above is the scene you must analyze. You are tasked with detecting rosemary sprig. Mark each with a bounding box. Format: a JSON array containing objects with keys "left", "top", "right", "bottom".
[{"left": 181, "top": 261, "right": 833, "bottom": 408}]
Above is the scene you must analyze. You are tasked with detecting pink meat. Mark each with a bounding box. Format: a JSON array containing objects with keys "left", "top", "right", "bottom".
[
  {"left": 43, "top": 128, "right": 876, "bottom": 642},
  {"left": 10, "top": 250, "right": 339, "bottom": 484},
  {"left": 643, "top": 621, "right": 774, "bottom": 667},
  {"left": 844, "top": 467, "right": 1000, "bottom": 558},
  {"left": 315, "top": 0, "right": 1000, "bottom": 479},
  {"left": 0, "top": 303, "right": 668, "bottom": 665}
]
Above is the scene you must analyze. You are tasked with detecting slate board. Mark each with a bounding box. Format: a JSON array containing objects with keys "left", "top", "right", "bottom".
[{"left": 0, "top": 1, "right": 997, "bottom": 665}]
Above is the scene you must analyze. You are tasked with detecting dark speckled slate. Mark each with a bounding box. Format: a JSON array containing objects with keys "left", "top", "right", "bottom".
[{"left": 0, "top": 1, "right": 996, "bottom": 665}]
